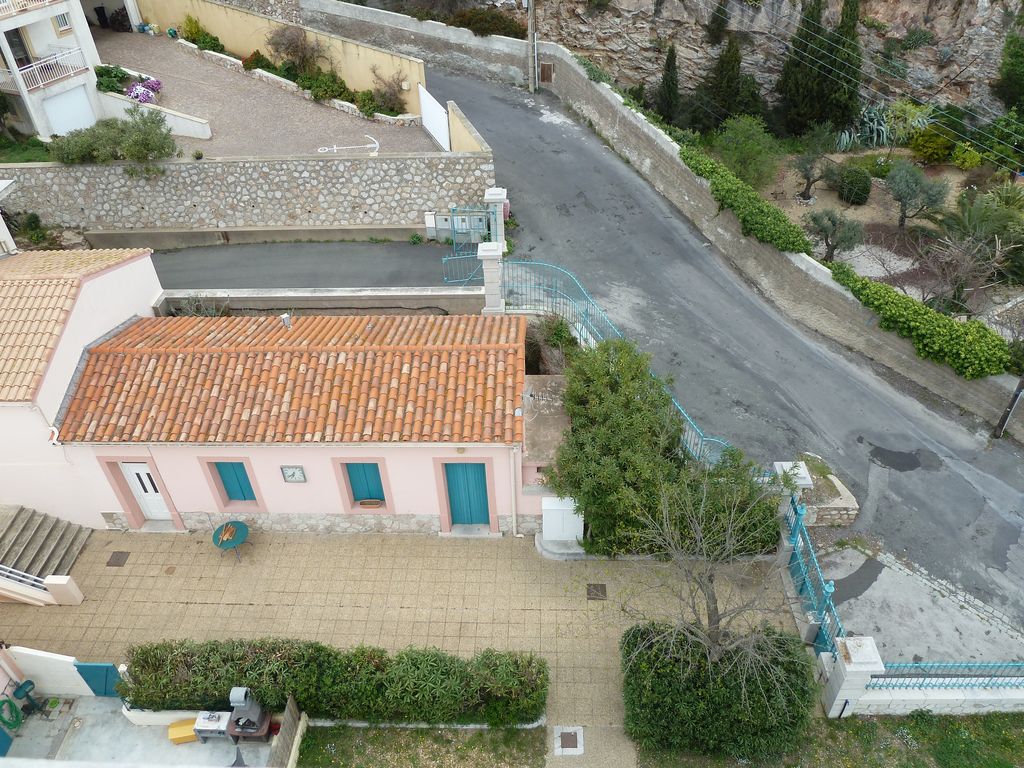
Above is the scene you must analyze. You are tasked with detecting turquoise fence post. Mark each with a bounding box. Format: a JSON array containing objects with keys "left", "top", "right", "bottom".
[{"left": 791, "top": 501, "right": 805, "bottom": 546}]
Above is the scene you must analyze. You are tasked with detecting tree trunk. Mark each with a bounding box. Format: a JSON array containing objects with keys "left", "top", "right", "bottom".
[
  {"left": 898, "top": 204, "right": 907, "bottom": 229},
  {"left": 702, "top": 573, "right": 723, "bottom": 660},
  {"left": 799, "top": 175, "right": 815, "bottom": 200},
  {"left": 822, "top": 236, "right": 836, "bottom": 262}
]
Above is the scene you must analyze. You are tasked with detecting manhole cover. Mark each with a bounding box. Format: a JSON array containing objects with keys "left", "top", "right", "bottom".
[
  {"left": 106, "top": 551, "right": 130, "bottom": 567},
  {"left": 553, "top": 726, "right": 584, "bottom": 756},
  {"left": 586, "top": 583, "right": 607, "bottom": 600}
]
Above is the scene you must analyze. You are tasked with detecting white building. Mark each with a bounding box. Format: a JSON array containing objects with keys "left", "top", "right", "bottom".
[{"left": 0, "top": 0, "right": 143, "bottom": 137}]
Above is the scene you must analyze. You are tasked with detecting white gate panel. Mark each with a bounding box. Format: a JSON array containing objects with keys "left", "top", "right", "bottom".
[
  {"left": 418, "top": 83, "right": 450, "bottom": 151},
  {"left": 542, "top": 496, "right": 582, "bottom": 542},
  {"left": 42, "top": 85, "right": 96, "bottom": 135}
]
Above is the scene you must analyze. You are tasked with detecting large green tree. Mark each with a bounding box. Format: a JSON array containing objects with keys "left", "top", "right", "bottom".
[
  {"left": 655, "top": 44, "right": 681, "bottom": 123},
  {"left": 819, "top": 0, "right": 863, "bottom": 130},
  {"left": 776, "top": 0, "right": 826, "bottom": 134},
  {"left": 994, "top": 33, "right": 1024, "bottom": 112},
  {"left": 682, "top": 36, "right": 765, "bottom": 132}
]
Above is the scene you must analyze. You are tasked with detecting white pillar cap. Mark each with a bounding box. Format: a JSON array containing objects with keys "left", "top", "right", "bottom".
[{"left": 477, "top": 242, "right": 504, "bottom": 260}]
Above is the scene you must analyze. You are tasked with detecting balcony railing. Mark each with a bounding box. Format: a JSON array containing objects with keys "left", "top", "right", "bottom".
[
  {"left": 19, "top": 46, "right": 87, "bottom": 89},
  {"left": 0, "top": 0, "right": 64, "bottom": 19}
]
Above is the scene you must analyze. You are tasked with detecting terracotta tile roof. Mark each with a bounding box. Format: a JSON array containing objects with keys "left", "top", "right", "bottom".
[
  {"left": 59, "top": 314, "right": 527, "bottom": 444},
  {"left": 0, "top": 248, "right": 150, "bottom": 279},
  {"left": 0, "top": 249, "right": 151, "bottom": 403}
]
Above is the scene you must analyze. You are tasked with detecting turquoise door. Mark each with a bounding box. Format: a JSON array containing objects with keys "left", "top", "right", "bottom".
[{"left": 444, "top": 463, "right": 489, "bottom": 525}]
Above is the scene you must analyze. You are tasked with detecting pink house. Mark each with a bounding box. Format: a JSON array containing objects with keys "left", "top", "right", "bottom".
[
  {"left": 54, "top": 313, "right": 546, "bottom": 536},
  {"left": 0, "top": 248, "right": 162, "bottom": 528}
]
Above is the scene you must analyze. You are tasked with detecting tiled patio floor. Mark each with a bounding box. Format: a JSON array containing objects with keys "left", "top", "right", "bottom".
[
  {"left": 2, "top": 531, "right": 792, "bottom": 766},
  {"left": 93, "top": 30, "right": 438, "bottom": 157}
]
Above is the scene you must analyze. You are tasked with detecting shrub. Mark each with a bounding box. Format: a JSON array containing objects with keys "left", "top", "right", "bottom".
[
  {"left": 371, "top": 66, "right": 406, "bottom": 115},
  {"left": 829, "top": 262, "right": 1011, "bottom": 378},
  {"left": 830, "top": 164, "right": 872, "bottom": 205},
  {"left": 21, "top": 212, "right": 41, "bottom": 231},
  {"left": 180, "top": 14, "right": 203, "bottom": 43},
  {"left": 49, "top": 106, "right": 176, "bottom": 175},
  {"left": 119, "top": 639, "right": 548, "bottom": 726},
  {"left": 1008, "top": 339, "right": 1024, "bottom": 376},
  {"left": 408, "top": 232, "right": 423, "bottom": 244},
  {"left": 194, "top": 31, "right": 225, "bottom": 53},
  {"left": 449, "top": 8, "right": 527, "bottom": 39},
  {"left": 355, "top": 90, "right": 380, "bottom": 117},
  {"left": 242, "top": 50, "right": 273, "bottom": 71},
  {"left": 910, "top": 125, "right": 955, "bottom": 164},
  {"left": 192, "top": 150, "right": 203, "bottom": 160},
  {"left": 843, "top": 153, "right": 892, "bottom": 179},
  {"left": 901, "top": 26, "right": 935, "bottom": 50},
  {"left": 711, "top": 115, "right": 780, "bottom": 190},
  {"left": 295, "top": 68, "right": 354, "bottom": 102},
  {"left": 94, "top": 64, "right": 129, "bottom": 93},
  {"left": 621, "top": 623, "right": 815, "bottom": 758},
  {"left": 678, "top": 144, "right": 813, "bottom": 254},
  {"left": 951, "top": 141, "right": 984, "bottom": 170},
  {"left": 266, "top": 25, "right": 323, "bottom": 75},
  {"left": 574, "top": 55, "right": 611, "bottom": 84}
]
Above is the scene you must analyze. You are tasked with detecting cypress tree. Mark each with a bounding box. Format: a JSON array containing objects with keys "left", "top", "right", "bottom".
[
  {"left": 684, "top": 35, "right": 765, "bottom": 133},
  {"left": 655, "top": 44, "right": 681, "bottom": 123},
  {"left": 820, "top": 0, "right": 862, "bottom": 128},
  {"left": 776, "top": 0, "right": 826, "bottom": 134}
]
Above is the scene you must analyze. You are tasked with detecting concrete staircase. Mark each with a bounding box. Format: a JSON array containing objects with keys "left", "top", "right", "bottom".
[{"left": 0, "top": 505, "right": 91, "bottom": 579}]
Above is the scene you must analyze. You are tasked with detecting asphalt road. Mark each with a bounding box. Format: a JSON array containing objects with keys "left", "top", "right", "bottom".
[{"left": 156, "top": 69, "right": 1024, "bottom": 643}]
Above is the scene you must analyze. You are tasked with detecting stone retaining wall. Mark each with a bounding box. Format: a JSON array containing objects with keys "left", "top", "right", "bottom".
[
  {"left": 179, "top": 510, "right": 442, "bottom": 534},
  {"left": 6, "top": 152, "right": 493, "bottom": 230}
]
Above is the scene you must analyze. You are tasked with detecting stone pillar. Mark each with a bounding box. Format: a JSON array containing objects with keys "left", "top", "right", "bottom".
[
  {"left": 484, "top": 187, "right": 508, "bottom": 252},
  {"left": 478, "top": 241, "right": 505, "bottom": 315},
  {"left": 43, "top": 575, "right": 85, "bottom": 606},
  {"left": 821, "top": 636, "right": 885, "bottom": 718}
]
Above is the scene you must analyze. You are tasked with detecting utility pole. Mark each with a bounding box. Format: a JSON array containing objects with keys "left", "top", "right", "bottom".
[
  {"left": 993, "top": 374, "right": 1024, "bottom": 439},
  {"left": 527, "top": 0, "right": 536, "bottom": 93}
]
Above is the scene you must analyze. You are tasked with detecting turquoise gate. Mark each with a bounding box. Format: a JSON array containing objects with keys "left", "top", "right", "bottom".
[
  {"left": 785, "top": 494, "right": 844, "bottom": 656},
  {"left": 441, "top": 206, "right": 496, "bottom": 285}
]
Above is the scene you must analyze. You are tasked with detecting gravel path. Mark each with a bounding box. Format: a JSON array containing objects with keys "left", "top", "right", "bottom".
[{"left": 94, "top": 30, "right": 438, "bottom": 157}]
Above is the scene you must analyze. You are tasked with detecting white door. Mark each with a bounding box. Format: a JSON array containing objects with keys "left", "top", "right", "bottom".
[
  {"left": 42, "top": 85, "right": 96, "bottom": 136},
  {"left": 120, "top": 462, "right": 171, "bottom": 520}
]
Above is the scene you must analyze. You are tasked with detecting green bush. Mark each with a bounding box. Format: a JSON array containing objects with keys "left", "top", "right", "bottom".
[
  {"left": 843, "top": 153, "right": 892, "bottom": 179},
  {"left": 179, "top": 15, "right": 225, "bottom": 53},
  {"left": 1008, "top": 339, "right": 1024, "bottom": 376},
  {"left": 118, "top": 639, "right": 548, "bottom": 726},
  {"left": 910, "top": 126, "right": 955, "bottom": 164},
  {"left": 621, "top": 623, "right": 815, "bottom": 758},
  {"left": 449, "top": 8, "right": 527, "bottom": 39},
  {"left": 193, "top": 31, "right": 226, "bottom": 53},
  {"left": 241, "top": 50, "right": 273, "bottom": 71},
  {"left": 355, "top": 90, "right": 381, "bottom": 117},
  {"left": 94, "top": 64, "right": 130, "bottom": 93},
  {"left": 951, "top": 141, "right": 984, "bottom": 170},
  {"left": 829, "top": 262, "right": 1011, "bottom": 378},
  {"left": 833, "top": 165, "right": 872, "bottom": 205},
  {"left": 711, "top": 115, "right": 780, "bottom": 190},
  {"left": 679, "top": 144, "right": 813, "bottom": 254},
  {"left": 296, "top": 68, "right": 354, "bottom": 102}
]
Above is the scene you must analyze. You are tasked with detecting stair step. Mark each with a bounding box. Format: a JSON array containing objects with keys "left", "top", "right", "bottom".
[
  {"left": 25, "top": 519, "right": 72, "bottom": 577},
  {"left": 3, "top": 511, "right": 49, "bottom": 572},
  {"left": 12, "top": 514, "right": 58, "bottom": 576},
  {"left": 52, "top": 528, "right": 92, "bottom": 576},
  {"left": 0, "top": 506, "right": 32, "bottom": 562}
]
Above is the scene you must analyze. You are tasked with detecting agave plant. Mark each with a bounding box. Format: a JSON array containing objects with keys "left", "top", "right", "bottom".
[{"left": 836, "top": 105, "right": 892, "bottom": 151}]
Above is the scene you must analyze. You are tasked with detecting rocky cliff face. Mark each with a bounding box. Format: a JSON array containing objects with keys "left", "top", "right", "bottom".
[{"left": 533, "top": 0, "right": 1012, "bottom": 115}]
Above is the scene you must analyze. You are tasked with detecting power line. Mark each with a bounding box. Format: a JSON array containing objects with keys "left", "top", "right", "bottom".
[{"left": 694, "top": 0, "right": 1024, "bottom": 173}]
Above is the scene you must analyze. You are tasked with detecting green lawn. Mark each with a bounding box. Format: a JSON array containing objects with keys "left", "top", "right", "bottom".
[
  {"left": 0, "top": 136, "right": 50, "bottom": 163},
  {"left": 297, "top": 725, "right": 547, "bottom": 768},
  {"left": 638, "top": 712, "right": 1024, "bottom": 768}
]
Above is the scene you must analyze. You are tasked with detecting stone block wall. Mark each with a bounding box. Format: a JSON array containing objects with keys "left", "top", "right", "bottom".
[
  {"left": 6, "top": 153, "right": 494, "bottom": 231},
  {"left": 178, "top": 510, "right": 442, "bottom": 534}
]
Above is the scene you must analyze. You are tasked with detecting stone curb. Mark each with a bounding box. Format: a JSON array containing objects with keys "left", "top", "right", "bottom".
[{"left": 308, "top": 715, "right": 547, "bottom": 730}]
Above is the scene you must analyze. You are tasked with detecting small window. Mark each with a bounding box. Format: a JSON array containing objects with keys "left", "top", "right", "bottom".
[
  {"left": 214, "top": 461, "right": 256, "bottom": 502},
  {"left": 54, "top": 12, "right": 72, "bottom": 31},
  {"left": 345, "top": 463, "right": 385, "bottom": 503}
]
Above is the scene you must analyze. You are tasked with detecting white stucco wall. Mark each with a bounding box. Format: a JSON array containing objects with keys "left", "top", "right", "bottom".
[
  {"left": 37, "top": 254, "right": 161, "bottom": 425},
  {"left": 0, "top": 406, "right": 115, "bottom": 527}
]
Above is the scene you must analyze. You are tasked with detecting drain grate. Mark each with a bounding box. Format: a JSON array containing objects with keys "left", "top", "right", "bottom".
[
  {"left": 559, "top": 731, "right": 578, "bottom": 749},
  {"left": 553, "top": 726, "right": 584, "bottom": 756},
  {"left": 106, "top": 551, "right": 130, "bottom": 567},
  {"left": 586, "top": 583, "right": 607, "bottom": 600}
]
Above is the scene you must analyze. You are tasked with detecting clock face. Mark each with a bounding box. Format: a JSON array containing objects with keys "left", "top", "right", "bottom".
[{"left": 281, "top": 465, "right": 306, "bottom": 483}]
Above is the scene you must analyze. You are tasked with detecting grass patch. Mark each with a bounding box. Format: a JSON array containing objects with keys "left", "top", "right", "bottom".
[
  {"left": 638, "top": 712, "right": 1024, "bottom": 767},
  {"left": 0, "top": 136, "right": 50, "bottom": 163},
  {"left": 298, "top": 725, "right": 547, "bottom": 768}
]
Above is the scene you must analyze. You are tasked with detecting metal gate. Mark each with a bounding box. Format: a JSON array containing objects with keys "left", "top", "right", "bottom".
[
  {"left": 74, "top": 661, "right": 122, "bottom": 697},
  {"left": 442, "top": 206, "right": 495, "bottom": 285}
]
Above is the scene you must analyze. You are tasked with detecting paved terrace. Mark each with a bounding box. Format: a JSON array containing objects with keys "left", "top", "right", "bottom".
[
  {"left": 3, "top": 532, "right": 791, "bottom": 767},
  {"left": 93, "top": 31, "right": 438, "bottom": 157}
]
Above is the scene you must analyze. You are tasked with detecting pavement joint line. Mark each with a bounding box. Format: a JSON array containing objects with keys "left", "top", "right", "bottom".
[{"left": 876, "top": 552, "right": 1024, "bottom": 644}]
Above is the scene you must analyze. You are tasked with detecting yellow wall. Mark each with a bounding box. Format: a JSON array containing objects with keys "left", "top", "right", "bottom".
[
  {"left": 137, "top": 0, "right": 424, "bottom": 114},
  {"left": 447, "top": 101, "right": 485, "bottom": 153}
]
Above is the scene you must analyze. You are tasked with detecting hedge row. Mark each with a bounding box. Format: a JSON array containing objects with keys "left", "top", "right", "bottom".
[
  {"left": 621, "top": 623, "right": 815, "bottom": 759},
  {"left": 119, "top": 639, "right": 548, "bottom": 727},
  {"left": 677, "top": 145, "right": 814, "bottom": 255},
  {"left": 830, "top": 263, "right": 1011, "bottom": 379}
]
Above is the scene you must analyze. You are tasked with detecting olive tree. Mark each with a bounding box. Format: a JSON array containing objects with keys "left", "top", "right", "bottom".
[
  {"left": 792, "top": 123, "right": 834, "bottom": 201},
  {"left": 886, "top": 160, "right": 949, "bottom": 228},
  {"left": 803, "top": 208, "right": 863, "bottom": 262}
]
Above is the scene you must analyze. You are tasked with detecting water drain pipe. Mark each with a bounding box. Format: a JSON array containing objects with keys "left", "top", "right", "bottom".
[{"left": 509, "top": 446, "right": 521, "bottom": 537}]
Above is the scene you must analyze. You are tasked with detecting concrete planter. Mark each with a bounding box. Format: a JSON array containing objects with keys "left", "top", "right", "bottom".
[{"left": 121, "top": 703, "right": 200, "bottom": 726}]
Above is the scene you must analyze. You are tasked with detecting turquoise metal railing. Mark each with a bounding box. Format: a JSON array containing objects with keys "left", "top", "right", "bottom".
[
  {"left": 501, "top": 259, "right": 729, "bottom": 462},
  {"left": 786, "top": 494, "right": 845, "bottom": 656},
  {"left": 868, "top": 662, "right": 1024, "bottom": 690}
]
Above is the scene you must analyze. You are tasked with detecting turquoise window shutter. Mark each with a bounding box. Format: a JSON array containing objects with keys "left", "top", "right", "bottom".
[
  {"left": 347, "top": 463, "right": 384, "bottom": 502},
  {"left": 215, "top": 462, "right": 256, "bottom": 502}
]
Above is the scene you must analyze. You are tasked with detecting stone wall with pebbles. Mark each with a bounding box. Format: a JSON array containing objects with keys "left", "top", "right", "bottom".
[
  {"left": 179, "top": 510, "right": 442, "bottom": 534},
  {"left": 5, "top": 152, "right": 494, "bottom": 230}
]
